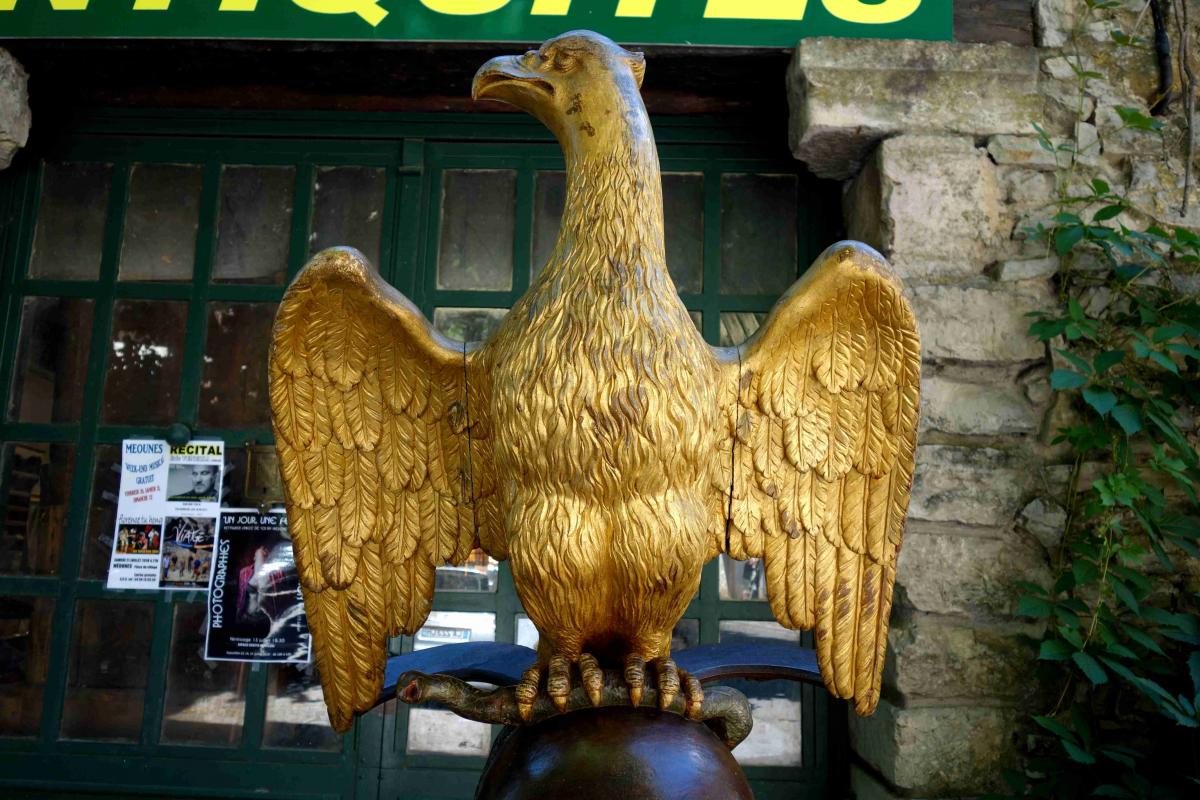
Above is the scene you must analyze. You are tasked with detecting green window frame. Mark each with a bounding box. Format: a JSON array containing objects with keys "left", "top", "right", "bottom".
[{"left": 0, "top": 109, "right": 844, "bottom": 800}]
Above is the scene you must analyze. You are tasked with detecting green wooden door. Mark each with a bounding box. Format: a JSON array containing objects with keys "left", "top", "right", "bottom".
[{"left": 0, "top": 110, "right": 844, "bottom": 799}]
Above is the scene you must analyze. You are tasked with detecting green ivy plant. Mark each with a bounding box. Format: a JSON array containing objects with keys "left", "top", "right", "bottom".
[{"left": 997, "top": 4, "right": 1200, "bottom": 798}]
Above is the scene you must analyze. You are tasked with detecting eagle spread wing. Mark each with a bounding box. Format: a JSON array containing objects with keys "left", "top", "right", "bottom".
[
  {"left": 711, "top": 242, "right": 921, "bottom": 715},
  {"left": 269, "top": 247, "right": 505, "bottom": 732}
]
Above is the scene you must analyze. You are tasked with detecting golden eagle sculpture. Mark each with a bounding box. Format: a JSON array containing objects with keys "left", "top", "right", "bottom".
[{"left": 269, "top": 30, "right": 920, "bottom": 733}]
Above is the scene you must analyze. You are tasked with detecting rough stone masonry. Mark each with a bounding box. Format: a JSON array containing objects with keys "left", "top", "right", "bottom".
[
  {"left": 0, "top": 48, "right": 29, "bottom": 170},
  {"left": 787, "top": 1, "right": 1198, "bottom": 797}
]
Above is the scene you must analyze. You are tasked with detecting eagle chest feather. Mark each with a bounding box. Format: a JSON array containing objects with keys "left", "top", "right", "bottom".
[{"left": 487, "top": 280, "right": 719, "bottom": 503}]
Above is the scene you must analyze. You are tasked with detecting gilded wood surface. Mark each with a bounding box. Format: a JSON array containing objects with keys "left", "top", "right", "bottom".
[{"left": 269, "top": 30, "right": 920, "bottom": 732}]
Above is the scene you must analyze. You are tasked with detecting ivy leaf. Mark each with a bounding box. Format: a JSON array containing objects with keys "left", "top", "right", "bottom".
[
  {"left": 1017, "top": 595, "right": 1054, "bottom": 618},
  {"left": 1082, "top": 387, "right": 1117, "bottom": 415},
  {"left": 1091, "top": 177, "right": 1111, "bottom": 195},
  {"left": 1108, "top": 577, "right": 1139, "bottom": 613},
  {"left": 1111, "top": 404, "right": 1142, "bottom": 435},
  {"left": 1073, "top": 651, "right": 1109, "bottom": 684},
  {"left": 1123, "top": 625, "right": 1166, "bottom": 656},
  {"left": 1093, "top": 785, "right": 1136, "bottom": 798},
  {"left": 1040, "top": 639, "right": 1074, "bottom": 661},
  {"left": 1115, "top": 105, "right": 1164, "bottom": 132},
  {"left": 1056, "top": 225, "right": 1086, "bottom": 256},
  {"left": 1051, "top": 369, "right": 1089, "bottom": 389},
  {"left": 1034, "top": 714, "right": 1078, "bottom": 744},
  {"left": 1148, "top": 350, "right": 1180, "bottom": 374},
  {"left": 1056, "top": 348, "right": 1093, "bottom": 373},
  {"left": 1062, "top": 739, "right": 1097, "bottom": 764},
  {"left": 1152, "top": 324, "right": 1188, "bottom": 342},
  {"left": 1094, "top": 349, "right": 1126, "bottom": 374},
  {"left": 1093, "top": 204, "right": 1125, "bottom": 222}
]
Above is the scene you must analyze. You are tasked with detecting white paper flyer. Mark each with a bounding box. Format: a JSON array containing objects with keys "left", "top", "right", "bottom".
[{"left": 105, "top": 439, "right": 224, "bottom": 591}]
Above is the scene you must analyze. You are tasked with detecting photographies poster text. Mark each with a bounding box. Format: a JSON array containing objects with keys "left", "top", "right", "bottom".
[
  {"left": 106, "top": 439, "right": 224, "bottom": 591},
  {"left": 206, "top": 509, "right": 311, "bottom": 664}
]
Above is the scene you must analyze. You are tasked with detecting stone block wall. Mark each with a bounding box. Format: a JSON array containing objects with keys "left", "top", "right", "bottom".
[
  {"left": 0, "top": 48, "right": 29, "bottom": 170},
  {"left": 787, "top": 2, "right": 1195, "bottom": 797}
]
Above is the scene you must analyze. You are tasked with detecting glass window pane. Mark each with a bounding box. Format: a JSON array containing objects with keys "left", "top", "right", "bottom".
[
  {"left": 718, "top": 554, "right": 767, "bottom": 601},
  {"left": 80, "top": 444, "right": 120, "bottom": 580},
  {"left": 213, "top": 165, "right": 294, "bottom": 285},
  {"left": 29, "top": 162, "right": 111, "bottom": 280},
  {"left": 432, "top": 307, "right": 507, "bottom": 345},
  {"left": 7, "top": 297, "right": 94, "bottom": 423},
  {"left": 437, "top": 169, "right": 515, "bottom": 291},
  {"left": 100, "top": 299, "right": 188, "bottom": 425},
  {"left": 671, "top": 618, "right": 700, "bottom": 652},
  {"left": 61, "top": 599, "right": 154, "bottom": 740},
  {"left": 1, "top": 443, "right": 75, "bottom": 576},
  {"left": 720, "top": 174, "right": 798, "bottom": 295},
  {"left": 264, "top": 662, "right": 341, "bottom": 750},
  {"left": 0, "top": 595, "right": 53, "bottom": 736},
  {"left": 663, "top": 173, "right": 703, "bottom": 293},
  {"left": 718, "top": 312, "right": 765, "bottom": 348},
  {"left": 689, "top": 310, "right": 702, "bottom": 335},
  {"left": 531, "top": 170, "right": 565, "bottom": 277},
  {"left": 718, "top": 620, "right": 802, "bottom": 767},
  {"left": 310, "top": 166, "right": 385, "bottom": 267},
  {"left": 161, "top": 603, "right": 245, "bottom": 746},
  {"left": 199, "top": 302, "right": 276, "bottom": 428},
  {"left": 408, "top": 611, "right": 495, "bottom": 756},
  {"left": 119, "top": 163, "right": 202, "bottom": 282},
  {"left": 435, "top": 549, "right": 498, "bottom": 593}
]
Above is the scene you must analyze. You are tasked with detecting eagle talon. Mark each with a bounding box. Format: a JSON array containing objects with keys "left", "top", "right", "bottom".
[
  {"left": 547, "top": 655, "right": 571, "bottom": 713},
  {"left": 515, "top": 664, "right": 541, "bottom": 722},
  {"left": 653, "top": 658, "right": 680, "bottom": 711},
  {"left": 624, "top": 655, "right": 645, "bottom": 707},
  {"left": 580, "top": 653, "right": 603, "bottom": 707},
  {"left": 682, "top": 671, "right": 704, "bottom": 720}
]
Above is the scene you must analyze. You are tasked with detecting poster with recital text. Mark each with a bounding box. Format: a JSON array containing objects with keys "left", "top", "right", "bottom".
[
  {"left": 106, "top": 439, "right": 224, "bottom": 591},
  {"left": 205, "top": 509, "right": 310, "bottom": 664}
]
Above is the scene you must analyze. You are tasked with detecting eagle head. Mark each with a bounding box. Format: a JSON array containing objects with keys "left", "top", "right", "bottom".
[{"left": 472, "top": 30, "right": 648, "bottom": 153}]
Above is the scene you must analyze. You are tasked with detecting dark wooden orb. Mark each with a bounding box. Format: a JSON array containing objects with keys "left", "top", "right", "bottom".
[{"left": 475, "top": 707, "right": 754, "bottom": 800}]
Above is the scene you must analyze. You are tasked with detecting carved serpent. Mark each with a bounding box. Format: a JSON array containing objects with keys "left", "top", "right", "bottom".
[{"left": 397, "top": 669, "right": 754, "bottom": 749}]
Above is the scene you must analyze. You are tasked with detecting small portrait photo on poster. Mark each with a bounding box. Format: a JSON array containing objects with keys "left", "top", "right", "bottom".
[
  {"left": 115, "top": 522, "right": 162, "bottom": 555},
  {"left": 166, "top": 463, "right": 222, "bottom": 503},
  {"left": 161, "top": 516, "right": 216, "bottom": 589}
]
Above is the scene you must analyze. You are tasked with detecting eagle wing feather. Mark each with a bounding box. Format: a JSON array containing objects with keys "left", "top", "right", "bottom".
[
  {"left": 269, "top": 247, "right": 504, "bottom": 732},
  {"left": 710, "top": 242, "right": 920, "bottom": 715}
]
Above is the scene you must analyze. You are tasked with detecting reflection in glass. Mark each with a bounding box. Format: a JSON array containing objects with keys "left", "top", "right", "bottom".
[
  {"left": 663, "top": 173, "right": 704, "bottom": 293},
  {"left": 120, "top": 163, "right": 202, "bottom": 282},
  {"left": 720, "top": 174, "right": 798, "bottom": 295},
  {"left": 0, "top": 595, "right": 53, "bottom": 736},
  {"left": 213, "top": 165, "right": 294, "bottom": 285},
  {"left": 100, "top": 299, "right": 187, "bottom": 425},
  {"left": 80, "top": 444, "right": 120, "bottom": 580},
  {"left": 7, "top": 297, "right": 94, "bottom": 423},
  {"left": 435, "top": 549, "right": 499, "bottom": 593},
  {"left": 264, "top": 662, "right": 341, "bottom": 750},
  {"left": 514, "top": 616, "right": 698, "bottom": 654},
  {"left": 0, "top": 443, "right": 75, "bottom": 576},
  {"left": 310, "top": 167, "right": 386, "bottom": 267},
  {"left": 408, "top": 611, "right": 495, "bottom": 756},
  {"left": 719, "top": 312, "right": 765, "bottom": 348},
  {"left": 199, "top": 302, "right": 277, "bottom": 428},
  {"left": 719, "top": 620, "right": 803, "bottom": 767},
  {"left": 718, "top": 554, "right": 768, "bottom": 601},
  {"left": 161, "top": 603, "right": 245, "bottom": 746},
  {"left": 432, "top": 308, "right": 507, "bottom": 345},
  {"left": 29, "top": 162, "right": 111, "bottom": 280},
  {"left": 62, "top": 599, "right": 154, "bottom": 740},
  {"left": 438, "top": 169, "right": 515, "bottom": 291},
  {"left": 531, "top": 170, "right": 565, "bottom": 276}
]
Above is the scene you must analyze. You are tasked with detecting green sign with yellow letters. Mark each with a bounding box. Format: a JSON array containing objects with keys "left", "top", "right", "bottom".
[{"left": 0, "top": 0, "right": 950, "bottom": 48}]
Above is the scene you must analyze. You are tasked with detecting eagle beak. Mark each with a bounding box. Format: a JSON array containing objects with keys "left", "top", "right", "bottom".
[{"left": 472, "top": 53, "right": 555, "bottom": 107}]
